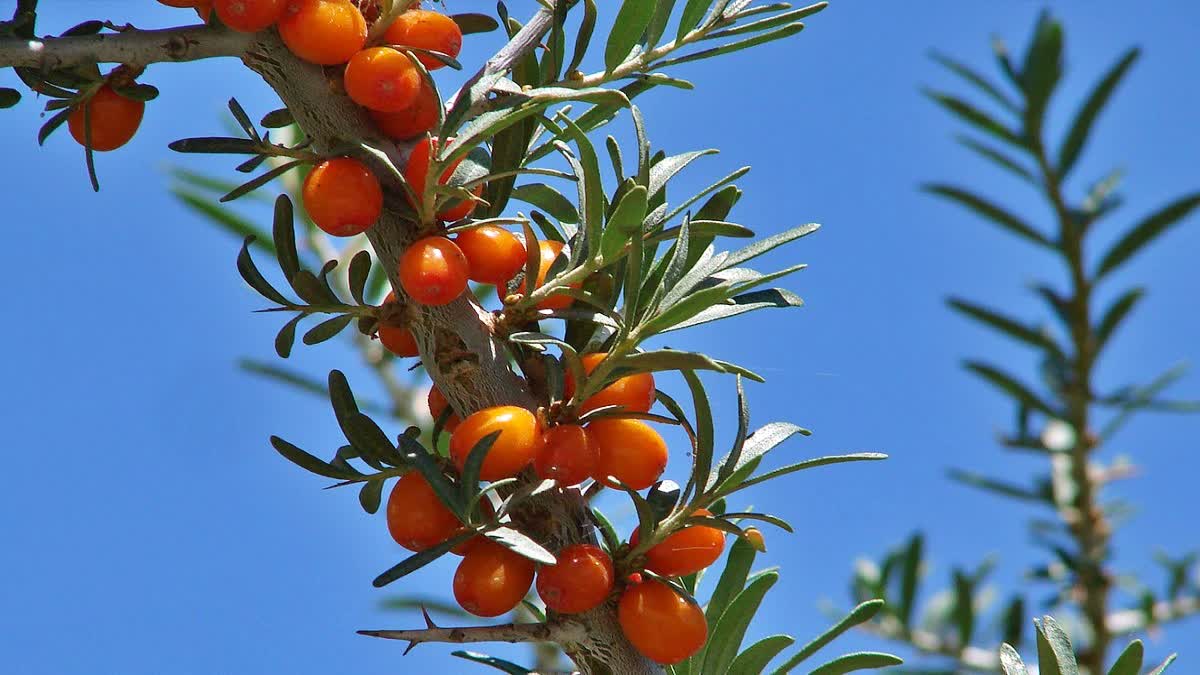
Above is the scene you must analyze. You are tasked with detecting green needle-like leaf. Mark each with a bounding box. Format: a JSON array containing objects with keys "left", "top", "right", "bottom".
[{"left": 1057, "top": 48, "right": 1139, "bottom": 177}]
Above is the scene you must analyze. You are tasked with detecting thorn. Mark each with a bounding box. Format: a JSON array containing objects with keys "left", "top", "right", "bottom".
[
  {"left": 403, "top": 641, "right": 418, "bottom": 656},
  {"left": 420, "top": 604, "right": 438, "bottom": 629}
]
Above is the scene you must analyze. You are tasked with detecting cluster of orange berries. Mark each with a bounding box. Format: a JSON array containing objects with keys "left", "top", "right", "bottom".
[{"left": 381, "top": 356, "right": 724, "bottom": 663}]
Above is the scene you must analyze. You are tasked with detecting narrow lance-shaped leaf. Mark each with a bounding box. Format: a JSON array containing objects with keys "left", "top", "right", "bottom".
[
  {"left": 1095, "top": 193, "right": 1200, "bottom": 279},
  {"left": 924, "top": 184, "right": 1051, "bottom": 248},
  {"left": 769, "top": 600, "right": 884, "bottom": 672},
  {"left": 923, "top": 90, "right": 1025, "bottom": 149},
  {"left": 999, "top": 644, "right": 1029, "bottom": 675},
  {"left": 897, "top": 534, "right": 922, "bottom": 628},
  {"left": 606, "top": 0, "right": 656, "bottom": 72},
  {"left": 450, "top": 651, "right": 532, "bottom": 675},
  {"left": 964, "top": 360, "right": 1058, "bottom": 417},
  {"left": 702, "top": 571, "right": 779, "bottom": 674},
  {"left": 929, "top": 50, "right": 1019, "bottom": 113},
  {"left": 373, "top": 531, "right": 474, "bottom": 588},
  {"left": 1057, "top": 48, "right": 1139, "bottom": 178},
  {"left": 1107, "top": 639, "right": 1144, "bottom": 675},
  {"left": 655, "top": 22, "right": 807, "bottom": 69},
  {"left": 1035, "top": 615, "right": 1080, "bottom": 675}
]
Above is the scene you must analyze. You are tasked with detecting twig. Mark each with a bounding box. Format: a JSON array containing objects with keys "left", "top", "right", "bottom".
[{"left": 0, "top": 23, "right": 250, "bottom": 69}]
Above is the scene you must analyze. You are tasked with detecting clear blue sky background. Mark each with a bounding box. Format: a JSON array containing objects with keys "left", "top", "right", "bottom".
[{"left": 2, "top": 1, "right": 1197, "bottom": 673}]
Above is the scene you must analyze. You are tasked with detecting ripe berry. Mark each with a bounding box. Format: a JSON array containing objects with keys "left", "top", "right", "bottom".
[
  {"left": 453, "top": 539, "right": 535, "bottom": 617},
  {"left": 386, "top": 471, "right": 461, "bottom": 552},
  {"left": 279, "top": 0, "right": 366, "bottom": 65},
  {"left": 157, "top": 0, "right": 210, "bottom": 15},
  {"left": 398, "top": 236, "right": 469, "bottom": 306},
  {"left": 343, "top": 47, "right": 422, "bottom": 112},
  {"left": 427, "top": 385, "right": 461, "bottom": 432},
  {"left": 586, "top": 418, "right": 667, "bottom": 490},
  {"left": 213, "top": 0, "right": 284, "bottom": 32},
  {"left": 565, "top": 353, "right": 656, "bottom": 414},
  {"left": 534, "top": 424, "right": 598, "bottom": 487},
  {"left": 376, "top": 291, "right": 419, "bottom": 357},
  {"left": 449, "top": 406, "right": 543, "bottom": 481},
  {"left": 302, "top": 157, "right": 382, "bottom": 236},
  {"left": 68, "top": 85, "right": 145, "bottom": 152},
  {"left": 536, "top": 544, "right": 614, "bottom": 614},
  {"left": 455, "top": 225, "right": 526, "bottom": 286},
  {"left": 499, "top": 239, "right": 577, "bottom": 310},
  {"left": 403, "top": 135, "right": 481, "bottom": 222},
  {"left": 369, "top": 81, "right": 439, "bottom": 140},
  {"left": 618, "top": 580, "right": 707, "bottom": 664},
  {"left": 382, "top": 9, "right": 463, "bottom": 71},
  {"left": 631, "top": 509, "right": 726, "bottom": 578}
]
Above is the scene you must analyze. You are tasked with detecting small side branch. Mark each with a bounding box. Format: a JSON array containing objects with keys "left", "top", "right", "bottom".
[
  {"left": 0, "top": 24, "right": 251, "bottom": 70},
  {"left": 359, "top": 620, "right": 579, "bottom": 651}
]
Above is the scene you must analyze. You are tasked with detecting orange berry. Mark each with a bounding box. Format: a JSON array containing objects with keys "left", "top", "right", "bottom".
[
  {"left": 498, "top": 239, "right": 576, "bottom": 310},
  {"left": 564, "top": 353, "right": 656, "bottom": 414},
  {"left": 386, "top": 472, "right": 461, "bottom": 552},
  {"left": 68, "top": 85, "right": 145, "bottom": 152},
  {"left": 534, "top": 424, "right": 598, "bottom": 487},
  {"left": 370, "top": 81, "right": 439, "bottom": 140},
  {"left": 382, "top": 9, "right": 463, "bottom": 71},
  {"left": 618, "top": 580, "right": 707, "bottom": 664},
  {"left": 196, "top": 2, "right": 213, "bottom": 20},
  {"left": 398, "top": 236, "right": 469, "bottom": 306},
  {"left": 453, "top": 539, "right": 535, "bottom": 617},
  {"left": 630, "top": 509, "right": 725, "bottom": 578},
  {"left": 213, "top": 0, "right": 284, "bottom": 32},
  {"left": 536, "top": 544, "right": 614, "bottom": 614},
  {"left": 302, "top": 157, "right": 382, "bottom": 236},
  {"left": 427, "top": 385, "right": 461, "bottom": 432},
  {"left": 449, "top": 405, "right": 542, "bottom": 481},
  {"left": 586, "top": 418, "right": 667, "bottom": 490},
  {"left": 279, "top": 0, "right": 366, "bottom": 65},
  {"left": 378, "top": 324, "right": 418, "bottom": 356},
  {"left": 343, "top": 47, "right": 422, "bottom": 112},
  {"left": 403, "top": 135, "right": 482, "bottom": 221},
  {"left": 455, "top": 225, "right": 526, "bottom": 286}
]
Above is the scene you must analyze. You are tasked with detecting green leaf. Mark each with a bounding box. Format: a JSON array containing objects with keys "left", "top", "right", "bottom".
[
  {"left": 302, "top": 314, "right": 354, "bottom": 345},
  {"left": 957, "top": 136, "right": 1037, "bottom": 185},
  {"left": 459, "top": 431, "right": 501, "bottom": 500},
  {"left": 649, "top": 149, "right": 717, "bottom": 200},
  {"left": 1058, "top": 48, "right": 1139, "bottom": 178},
  {"left": 999, "top": 644, "right": 1029, "bottom": 675},
  {"left": 1002, "top": 596, "right": 1025, "bottom": 647},
  {"left": 373, "top": 531, "right": 473, "bottom": 587},
  {"left": 923, "top": 90, "right": 1025, "bottom": 149},
  {"left": 1107, "top": 639, "right": 1143, "bottom": 675},
  {"left": 643, "top": 0, "right": 679, "bottom": 48},
  {"left": 619, "top": 349, "right": 763, "bottom": 382},
  {"left": 952, "top": 569, "right": 974, "bottom": 646},
  {"left": 0, "top": 87, "right": 21, "bottom": 108},
  {"left": 271, "top": 195, "right": 300, "bottom": 281},
  {"left": 451, "top": 651, "right": 531, "bottom": 674},
  {"left": 37, "top": 107, "right": 71, "bottom": 146},
  {"left": 1147, "top": 654, "right": 1178, "bottom": 675},
  {"left": 707, "top": 421, "right": 807, "bottom": 493},
  {"left": 702, "top": 571, "right": 779, "bottom": 674},
  {"left": 450, "top": 13, "right": 501, "bottom": 36},
  {"left": 1095, "top": 193, "right": 1200, "bottom": 279},
  {"left": 1035, "top": 615, "right": 1079, "bottom": 675},
  {"left": 897, "top": 534, "right": 922, "bottom": 627},
  {"left": 173, "top": 190, "right": 276, "bottom": 256},
  {"left": 947, "top": 468, "right": 1048, "bottom": 503},
  {"left": 727, "top": 635, "right": 794, "bottom": 675},
  {"left": 704, "top": 537, "right": 757, "bottom": 634},
  {"left": 655, "top": 22, "right": 807, "bottom": 69},
  {"left": 948, "top": 298, "right": 1061, "bottom": 355},
  {"left": 601, "top": 184, "right": 649, "bottom": 261},
  {"left": 551, "top": 119, "right": 606, "bottom": 258},
  {"left": 720, "top": 223, "right": 820, "bottom": 271},
  {"left": 566, "top": 0, "right": 597, "bottom": 75},
  {"left": 227, "top": 97, "right": 258, "bottom": 140},
  {"left": 770, "top": 600, "right": 884, "bottom": 672},
  {"left": 706, "top": 5, "right": 826, "bottom": 41},
  {"left": 733, "top": 452, "right": 888, "bottom": 493},
  {"left": 923, "top": 184, "right": 1050, "bottom": 248},
  {"left": 484, "top": 526, "right": 556, "bottom": 564},
  {"left": 168, "top": 137, "right": 262, "bottom": 154},
  {"left": 221, "top": 160, "right": 305, "bottom": 203},
  {"left": 274, "top": 315, "right": 301, "bottom": 358},
  {"left": 964, "top": 361, "right": 1057, "bottom": 417},
  {"left": 269, "top": 436, "right": 359, "bottom": 480},
  {"left": 679, "top": 370, "right": 713, "bottom": 502},
  {"left": 236, "top": 236, "right": 291, "bottom": 306},
  {"left": 805, "top": 652, "right": 903, "bottom": 675},
  {"left": 348, "top": 251, "right": 372, "bottom": 306},
  {"left": 591, "top": 507, "right": 621, "bottom": 553},
  {"left": 606, "top": 0, "right": 656, "bottom": 72},
  {"left": 929, "top": 51, "right": 1019, "bottom": 113},
  {"left": 358, "top": 479, "right": 385, "bottom": 514},
  {"left": 677, "top": 0, "right": 715, "bottom": 41}
]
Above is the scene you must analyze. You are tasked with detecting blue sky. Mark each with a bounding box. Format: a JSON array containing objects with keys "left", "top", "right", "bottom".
[{"left": 1, "top": 1, "right": 1197, "bottom": 672}]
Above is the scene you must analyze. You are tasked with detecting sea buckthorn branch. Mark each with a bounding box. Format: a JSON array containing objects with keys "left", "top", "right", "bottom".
[
  {"left": 358, "top": 619, "right": 582, "bottom": 651},
  {"left": 0, "top": 22, "right": 251, "bottom": 70},
  {"left": 847, "top": 12, "right": 1200, "bottom": 672}
]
